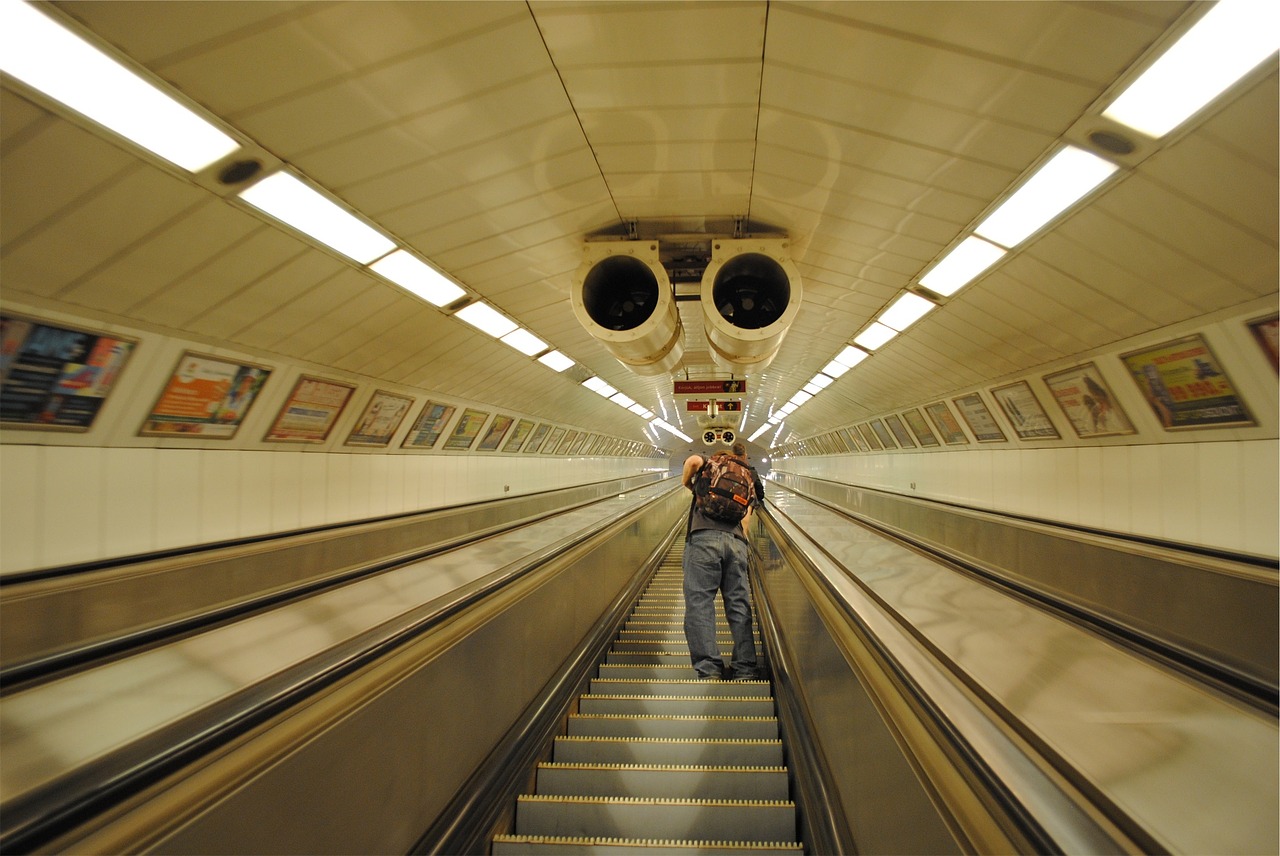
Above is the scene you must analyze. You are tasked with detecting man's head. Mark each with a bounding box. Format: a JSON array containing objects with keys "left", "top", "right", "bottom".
[{"left": 732, "top": 441, "right": 747, "bottom": 457}]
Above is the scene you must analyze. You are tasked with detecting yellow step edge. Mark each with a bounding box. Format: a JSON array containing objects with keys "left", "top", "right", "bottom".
[
  {"left": 491, "top": 834, "right": 802, "bottom": 850},
  {"left": 516, "top": 795, "right": 795, "bottom": 808},
  {"left": 538, "top": 762, "right": 788, "bottom": 774}
]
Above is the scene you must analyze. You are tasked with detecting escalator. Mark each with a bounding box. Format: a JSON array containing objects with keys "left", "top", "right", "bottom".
[{"left": 493, "top": 539, "right": 803, "bottom": 854}]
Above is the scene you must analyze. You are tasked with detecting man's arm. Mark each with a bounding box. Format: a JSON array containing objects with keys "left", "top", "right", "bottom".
[{"left": 680, "top": 452, "right": 701, "bottom": 486}]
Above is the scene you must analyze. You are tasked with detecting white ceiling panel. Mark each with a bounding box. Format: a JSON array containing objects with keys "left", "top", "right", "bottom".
[{"left": 2, "top": 1, "right": 1274, "bottom": 448}]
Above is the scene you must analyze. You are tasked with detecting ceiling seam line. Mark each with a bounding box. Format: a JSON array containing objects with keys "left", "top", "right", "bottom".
[{"left": 746, "top": 0, "right": 771, "bottom": 226}]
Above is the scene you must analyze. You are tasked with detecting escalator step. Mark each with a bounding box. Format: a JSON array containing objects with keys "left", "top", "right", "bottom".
[
  {"left": 566, "top": 714, "right": 779, "bottom": 740},
  {"left": 511, "top": 795, "right": 797, "bottom": 842},
  {"left": 553, "top": 736, "right": 784, "bottom": 767},
  {"left": 534, "top": 762, "right": 790, "bottom": 800},
  {"left": 589, "top": 678, "right": 772, "bottom": 697},
  {"left": 492, "top": 833, "right": 803, "bottom": 854}
]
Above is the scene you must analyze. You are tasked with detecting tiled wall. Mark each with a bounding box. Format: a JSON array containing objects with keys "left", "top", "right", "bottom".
[
  {"left": 774, "top": 439, "right": 1279, "bottom": 559},
  {"left": 0, "top": 444, "right": 659, "bottom": 574}
]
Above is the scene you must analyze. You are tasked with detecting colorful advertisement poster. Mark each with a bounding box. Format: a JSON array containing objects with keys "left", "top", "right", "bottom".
[
  {"left": 857, "top": 423, "right": 883, "bottom": 451},
  {"left": 142, "top": 352, "right": 270, "bottom": 438},
  {"left": 884, "top": 414, "right": 916, "bottom": 448},
  {"left": 902, "top": 409, "right": 940, "bottom": 447},
  {"left": 345, "top": 390, "right": 414, "bottom": 447},
  {"left": 952, "top": 392, "right": 1007, "bottom": 442},
  {"left": 443, "top": 408, "right": 490, "bottom": 450},
  {"left": 1, "top": 315, "right": 136, "bottom": 431},
  {"left": 1042, "top": 363, "right": 1135, "bottom": 438},
  {"left": 1121, "top": 334, "right": 1253, "bottom": 430},
  {"left": 869, "top": 419, "right": 897, "bottom": 449},
  {"left": 402, "top": 401, "right": 456, "bottom": 449},
  {"left": 924, "top": 401, "right": 969, "bottom": 445},
  {"left": 523, "top": 423, "right": 552, "bottom": 453},
  {"left": 477, "top": 414, "right": 515, "bottom": 451},
  {"left": 541, "top": 426, "right": 566, "bottom": 454},
  {"left": 503, "top": 418, "right": 536, "bottom": 452},
  {"left": 556, "top": 430, "right": 580, "bottom": 455},
  {"left": 991, "top": 380, "right": 1061, "bottom": 440},
  {"left": 1247, "top": 314, "right": 1278, "bottom": 373},
  {"left": 265, "top": 376, "right": 355, "bottom": 442}
]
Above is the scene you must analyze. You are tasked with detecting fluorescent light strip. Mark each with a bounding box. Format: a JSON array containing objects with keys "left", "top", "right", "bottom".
[
  {"left": 628, "top": 403, "right": 650, "bottom": 417},
  {"left": 1104, "top": 0, "right": 1280, "bottom": 139},
  {"left": 918, "top": 236, "right": 1006, "bottom": 297},
  {"left": 499, "top": 328, "right": 547, "bottom": 356},
  {"left": 878, "top": 292, "right": 936, "bottom": 332},
  {"left": 610, "top": 392, "right": 637, "bottom": 409},
  {"left": 650, "top": 419, "right": 692, "bottom": 442},
  {"left": 368, "top": 250, "right": 465, "bottom": 306},
  {"left": 240, "top": 172, "right": 395, "bottom": 264},
  {"left": 833, "top": 345, "right": 869, "bottom": 369},
  {"left": 582, "top": 376, "right": 618, "bottom": 398},
  {"left": 854, "top": 321, "right": 897, "bottom": 351},
  {"left": 538, "top": 351, "right": 574, "bottom": 372},
  {"left": 975, "top": 146, "right": 1118, "bottom": 248},
  {"left": 0, "top": 0, "right": 241, "bottom": 172},
  {"left": 788, "top": 390, "right": 813, "bottom": 407},
  {"left": 454, "top": 301, "right": 518, "bottom": 339},
  {"left": 748, "top": 423, "right": 771, "bottom": 442},
  {"left": 802, "top": 382, "right": 823, "bottom": 396}
]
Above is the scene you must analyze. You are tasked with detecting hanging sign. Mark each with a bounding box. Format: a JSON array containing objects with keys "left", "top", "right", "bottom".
[
  {"left": 674, "top": 379, "right": 746, "bottom": 395},
  {"left": 685, "top": 400, "right": 743, "bottom": 412}
]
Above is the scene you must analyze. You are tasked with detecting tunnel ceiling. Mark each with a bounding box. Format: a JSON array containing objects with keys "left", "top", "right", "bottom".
[{"left": 1, "top": 1, "right": 1276, "bottom": 449}]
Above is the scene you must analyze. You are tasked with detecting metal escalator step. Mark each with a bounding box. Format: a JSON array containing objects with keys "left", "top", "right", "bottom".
[
  {"left": 590, "top": 678, "right": 772, "bottom": 698},
  {"left": 597, "top": 664, "right": 701, "bottom": 680},
  {"left": 606, "top": 651, "right": 707, "bottom": 665},
  {"left": 579, "top": 695, "right": 775, "bottom": 717},
  {"left": 534, "top": 762, "right": 790, "bottom": 800},
  {"left": 491, "top": 834, "right": 803, "bottom": 855},
  {"left": 611, "top": 641, "right": 729, "bottom": 654},
  {"left": 566, "top": 714, "right": 779, "bottom": 740},
  {"left": 553, "top": 736, "right": 784, "bottom": 767},
  {"left": 513, "top": 795, "right": 796, "bottom": 842}
]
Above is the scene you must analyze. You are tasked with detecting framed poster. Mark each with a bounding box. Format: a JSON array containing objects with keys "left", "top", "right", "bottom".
[
  {"left": 924, "top": 401, "right": 969, "bottom": 445},
  {"left": 952, "top": 392, "right": 1007, "bottom": 442},
  {"left": 402, "top": 401, "right": 455, "bottom": 449},
  {"left": 570, "top": 432, "right": 591, "bottom": 455},
  {"left": 265, "top": 376, "right": 355, "bottom": 443},
  {"left": 991, "top": 380, "right": 1061, "bottom": 440},
  {"left": 345, "top": 390, "right": 413, "bottom": 447},
  {"left": 142, "top": 352, "right": 270, "bottom": 439},
  {"left": 1, "top": 315, "right": 136, "bottom": 431},
  {"left": 523, "top": 423, "right": 552, "bottom": 453},
  {"left": 502, "top": 418, "right": 536, "bottom": 452},
  {"left": 540, "top": 426, "right": 566, "bottom": 454},
  {"left": 443, "top": 408, "right": 490, "bottom": 450},
  {"left": 902, "top": 409, "right": 940, "bottom": 447},
  {"left": 870, "top": 419, "right": 897, "bottom": 449},
  {"left": 477, "top": 414, "right": 515, "bottom": 451},
  {"left": 1121, "top": 334, "right": 1254, "bottom": 430},
  {"left": 843, "top": 426, "right": 869, "bottom": 452},
  {"left": 885, "top": 414, "right": 917, "bottom": 448},
  {"left": 1247, "top": 313, "right": 1279, "bottom": 373},
  {"left": 556, "top": 430, "right": 580, "bottom": 455},
  {"left": 857, "top": 423, "right": 883, "bottom": 451},
  {"left": 1042, "top": 363, "right": 1135, "bottom": 438}
]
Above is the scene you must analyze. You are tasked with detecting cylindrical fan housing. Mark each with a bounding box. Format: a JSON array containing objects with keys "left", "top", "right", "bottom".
[
  {"left": 571, "top": 241, "right": 683, "bottom": 376},
  {"left": 700, "top": 238, "right": 802, "bottom": 374}
]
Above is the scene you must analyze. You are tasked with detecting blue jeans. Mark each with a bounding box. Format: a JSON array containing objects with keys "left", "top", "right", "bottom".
[{"left": 683, "top": 530, "right": 757, "bottom": 679}]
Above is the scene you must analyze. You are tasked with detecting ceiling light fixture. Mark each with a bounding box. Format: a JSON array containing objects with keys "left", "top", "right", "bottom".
[
  {"left": 0, "top": 0, "right": 241, "bottom": 173},
  {"left": 853, "top": 321, "right": 898, "bottom": 351},
  {"left": 582, "top": 376, "right": 618, "bottom": 398},
  {"left": 974, "top": 146, "right": 1119, "bottom": 248},
  {"left": 239, "top": 172, "right": 395, "bottom": 264},
  {"left": 822, "top": 359, "right": 852, "bottom": 378},
  {"left": 1103, "top": 0, "right": 1280, "bottom": 139},
  {"left": 454, "top": 301, "right": 518, "bottom": 339},
  {"left": 877, "top": 292, "right": 937, "bottom": 332},
  {"left": 538, "top": 351, "right": 574, "bottom": 372},
  {"left": 918, "top": 236, "right": 1006, "bottom": 297},
  {"left": 368, "top": 250, "right": 466, "bottom": 306},
  {"left": 650, "top": 418, "right": 691, "bottom": 442},
  {"left": 499, "top": 328, "right": 548, "bottom": 356}
]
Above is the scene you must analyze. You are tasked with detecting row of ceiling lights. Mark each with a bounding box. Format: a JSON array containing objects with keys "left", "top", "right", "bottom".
[
  {"left": 1, "top": 0, "right": 667, "bottom": 443},
  {"left": 750, "top": 0, "right": 1277, "bottom": 447}
]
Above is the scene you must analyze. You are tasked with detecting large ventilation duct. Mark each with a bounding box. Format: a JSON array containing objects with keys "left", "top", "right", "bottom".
[
  {"left": 700, "top": 238, "right": 802, "bottom": 374},
  {"left": 571, "top": 240, "right": 683, "bottom": 376}
]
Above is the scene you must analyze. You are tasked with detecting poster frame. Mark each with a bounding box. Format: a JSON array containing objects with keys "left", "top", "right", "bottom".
[
  {"left": 1041, "top": 363, "right": 1136, "bottom": 439},
  {"left": 402, "top": 401, "right": 456, "bottom": 449},
  {"left": 344, "top": 390, "right": 414, "bottom": 447},
  {"left": 140, "top": 351, "right": 272, "bottom": 439},
  {"left": 1120, "top": 333, "right": 1254, "bottom": 430},
  {"left": 952, "top": 392, "right": 1007, "bottom": 442},
  {"left": 990, "top": 380, "right": 1061, "bottom": 440},
  {"left": 264, "top": 375, "right": 356, "bottom": 443}
]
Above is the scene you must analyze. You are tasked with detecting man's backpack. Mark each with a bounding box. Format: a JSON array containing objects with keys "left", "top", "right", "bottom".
[{"left": 694, "top": 454, "right": 756, "bottom": 523}]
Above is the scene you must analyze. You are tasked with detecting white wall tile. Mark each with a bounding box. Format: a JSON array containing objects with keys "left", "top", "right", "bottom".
[
  {"left": 238, "top": 451, "right": 274, "bottom": 536},
  {"left": 154, "top": 449, "right": 203, "bottom": 554},
  {"left": 0, "top": 445, "right": 41, "bottom": 572},
  {"left": 197, "top": 448, "right": 240, "bottom": 544}
]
